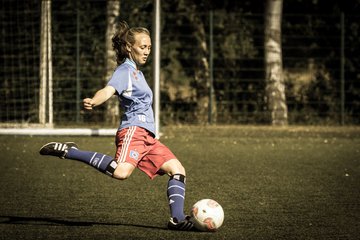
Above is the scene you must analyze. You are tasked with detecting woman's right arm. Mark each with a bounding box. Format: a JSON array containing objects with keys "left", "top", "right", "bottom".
[{"left": 83, "top": 85, "right": 116, "bottom": 110}]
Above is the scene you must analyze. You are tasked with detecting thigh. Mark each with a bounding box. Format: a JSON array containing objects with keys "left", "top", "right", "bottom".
[
  {"left": 160, "top": 158, "right": 185, "bottom": 176},
  {"left": 137, "top": 140, "right": 179, "bottom": 179},
  {"left": 114, "top": 126, "right": 148, "bottom": 166},
  {"left": 113, "top": 162, "right": 136, "bottom": 180}
]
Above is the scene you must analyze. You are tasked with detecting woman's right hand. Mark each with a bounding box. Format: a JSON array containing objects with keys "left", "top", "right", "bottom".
[{"left": 83, "top": 98, "right": 95, "bottom": 110}]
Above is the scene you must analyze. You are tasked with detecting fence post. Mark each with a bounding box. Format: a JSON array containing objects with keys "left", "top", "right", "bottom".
[
  {"left": 76, "top": 1, "right": 81, "bottom": 123},
  {"left": 340, "top": 12, "right": 345, "bottom": 125},
  {"left": 208, "top": 10, "right": 214, "bottom": 124}
]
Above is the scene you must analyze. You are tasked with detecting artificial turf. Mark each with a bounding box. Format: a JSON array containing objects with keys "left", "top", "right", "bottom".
[{"left": 0, "top": 126, "right": 359, "bottom": 239}]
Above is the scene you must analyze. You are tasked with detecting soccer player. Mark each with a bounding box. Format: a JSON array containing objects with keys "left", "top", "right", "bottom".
[{"left": 39, "top": 21, "right": 194, "bottom": 231}]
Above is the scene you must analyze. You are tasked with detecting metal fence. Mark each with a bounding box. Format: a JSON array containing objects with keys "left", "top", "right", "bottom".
[{"left": 1, "top": 0, "right": 359, "bottom": 127}]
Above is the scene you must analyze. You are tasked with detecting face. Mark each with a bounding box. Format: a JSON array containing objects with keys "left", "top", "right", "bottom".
[{"left": 128, "top": 33, "right": 151, "bottom": 67}]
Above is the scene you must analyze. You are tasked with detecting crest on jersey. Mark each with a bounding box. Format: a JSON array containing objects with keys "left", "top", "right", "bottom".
[
  {"left": 129, "top": 150, "right": 139, "bottom": 161},
  {"left": 132, "top": 71, "right": 139, "bottom": 81}
]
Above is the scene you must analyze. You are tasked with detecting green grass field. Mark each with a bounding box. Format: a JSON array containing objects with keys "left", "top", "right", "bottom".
[{"left": 0, "top": 126, "right": 359, "bottom": 240}]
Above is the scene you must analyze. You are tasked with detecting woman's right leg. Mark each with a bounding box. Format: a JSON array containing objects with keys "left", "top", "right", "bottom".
[
  {"left": 39, "top": 142, "right": 129, "bottom": 179},
  {"left": 113, "top": 162, "right": 135, "bottom": 180}
]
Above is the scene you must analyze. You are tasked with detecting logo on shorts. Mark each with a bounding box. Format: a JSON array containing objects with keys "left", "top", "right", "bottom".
[{"left": 129, "top": 150, "right": 139, "bottom": 161}]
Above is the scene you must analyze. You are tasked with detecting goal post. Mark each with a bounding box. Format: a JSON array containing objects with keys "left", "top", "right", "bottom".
[
  {"left": 153, "top": 0, "right": 161, "bottom": 138},
  {"left": 0, "top": 0, "right": 161, "bottom": 136},
  {"left": 39, "top": 0, "right": 53, "bottom": 126}
]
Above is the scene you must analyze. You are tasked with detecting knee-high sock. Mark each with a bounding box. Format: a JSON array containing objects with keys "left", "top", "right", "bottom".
[
  {"left": 66, "top": 148, "right": 117, "bottom": 176},
  {"left": 167, "top": 174, "right": 186, "bottom": 222}
]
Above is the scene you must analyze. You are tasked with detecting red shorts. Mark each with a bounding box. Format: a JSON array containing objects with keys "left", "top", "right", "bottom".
[{"left": 114, "top": 126, "right": 177, "bottom": 179}]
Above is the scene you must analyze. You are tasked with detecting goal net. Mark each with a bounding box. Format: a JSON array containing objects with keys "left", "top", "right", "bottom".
[
  {"left": 0, "top": 0, "right": 115, "bottom": 133},
  {"left": 0, "top": 0, "right": 44, "bottom": 127}
]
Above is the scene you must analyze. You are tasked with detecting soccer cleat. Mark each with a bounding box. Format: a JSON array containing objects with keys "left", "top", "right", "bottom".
[
  {"left": 39, "top": 142, "right": 78, "bottom": 159},
  {"left": 167, "top": 216, "right": 196, "bottom": 231}
]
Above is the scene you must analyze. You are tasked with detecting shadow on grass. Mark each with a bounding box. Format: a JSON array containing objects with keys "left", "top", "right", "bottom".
[{"left": 0, "top": 215, "right": 166, "bottom": 230}]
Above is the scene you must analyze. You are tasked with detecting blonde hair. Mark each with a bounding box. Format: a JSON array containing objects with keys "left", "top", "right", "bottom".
[{"left": 112, "top": 20, "right": 150, "bottom": 65}]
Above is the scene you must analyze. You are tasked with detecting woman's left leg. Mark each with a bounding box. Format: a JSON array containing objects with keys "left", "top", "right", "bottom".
[
  {"left": 139, "top": 132, "right": 194, "bottom": 230},
  {"left": 160, "top": 159, "right": 188, "bottom": 223}
]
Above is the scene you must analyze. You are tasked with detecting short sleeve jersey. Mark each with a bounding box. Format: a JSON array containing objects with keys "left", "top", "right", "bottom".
[{"left": 107, "top": 58, "right": 155, "bottom": 136}]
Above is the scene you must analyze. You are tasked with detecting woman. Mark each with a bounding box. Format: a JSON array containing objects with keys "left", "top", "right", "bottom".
[{"left": 39, "top": 21, "right": 194, "bottom": 231}]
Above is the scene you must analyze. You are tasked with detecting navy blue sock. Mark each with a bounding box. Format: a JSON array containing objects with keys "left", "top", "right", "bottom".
[
  {"left": 66, "top": 148, "right": 117, "bottom": 176},
  {"left": 167, "top": 174, "right": 186, "bottom": 222}
]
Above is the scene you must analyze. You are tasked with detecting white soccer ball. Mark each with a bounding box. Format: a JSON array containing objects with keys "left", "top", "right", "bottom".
[{"left": 191, "top": 199, "right": 224, "bottom": 231}]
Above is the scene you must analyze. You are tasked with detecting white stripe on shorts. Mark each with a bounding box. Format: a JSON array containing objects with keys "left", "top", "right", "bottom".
[{"left": 117, "top": 126, "right": 136, "bottom": 163}]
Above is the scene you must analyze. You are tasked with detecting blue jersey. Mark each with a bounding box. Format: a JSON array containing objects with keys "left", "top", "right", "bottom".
[{"left": 107, "top": 58, "right": 155, "bottom": 136}]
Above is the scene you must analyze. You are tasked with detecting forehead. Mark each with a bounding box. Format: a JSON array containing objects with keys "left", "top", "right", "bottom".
[{"left": 134, "top": 33, "right": 151, "bottom": 46}]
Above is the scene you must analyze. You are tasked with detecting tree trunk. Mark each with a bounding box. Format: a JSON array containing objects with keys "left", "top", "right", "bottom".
[
  {"left": 264, "top": 0, "right": 288, "bottom": 125},
  {"left": 188, "top": 10, "right": 216, "bottom": 124},
  {"left": 104, "top": 0, "right": 120, "bottom": 125}
]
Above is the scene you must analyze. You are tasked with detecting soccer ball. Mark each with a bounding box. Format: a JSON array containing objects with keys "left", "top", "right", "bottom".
[{"left": 191, "top": 199, "right": 224, "bottom": 231}]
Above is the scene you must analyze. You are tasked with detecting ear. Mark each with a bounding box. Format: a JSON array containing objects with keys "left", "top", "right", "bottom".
[{"left": 126, "top": 43, "right": 131, "bottom": 53}]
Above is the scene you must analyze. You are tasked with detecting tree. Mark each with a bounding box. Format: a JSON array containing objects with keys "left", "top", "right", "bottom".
[
  {"left": 176, "top": 0, "right": 215, "bottom": 124},
  {"left": 264, "top": 0, "right": 288, "bottom": 125},
  {"left": 187, "top": 5, "right": 212, "bottom": 124},
  {"left": 104, "top": 0, "right": 120, "bottom": 125}
]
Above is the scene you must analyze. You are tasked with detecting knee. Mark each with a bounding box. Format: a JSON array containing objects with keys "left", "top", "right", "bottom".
[
  {"left": 113, "top": 169, "right": 130, "bottom": 180},
  {"left": 162, "top": 159, "right": 186, "bottom": 176},
  {"left": 175, "top": 164, "right": 186, "bottom": 176},
  {"left": 113, "top": 164, "right": 133, "bottom": 180}
]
